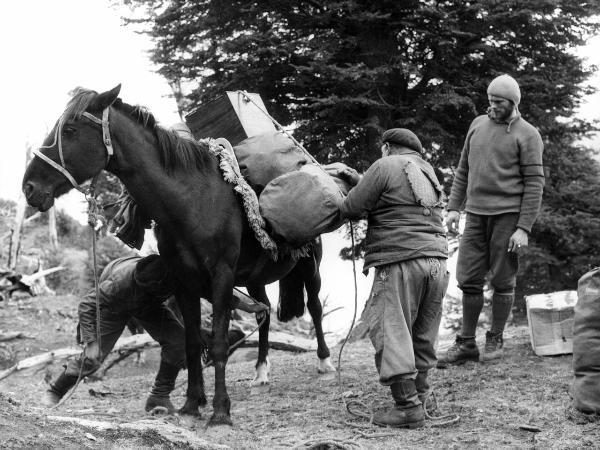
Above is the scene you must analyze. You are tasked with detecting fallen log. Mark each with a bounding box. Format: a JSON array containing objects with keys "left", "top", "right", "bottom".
[
  {"left": 0, "top": 331, "right": 32, "bottom": 342},
  {"left": 240, "top": 330, "right": 317, "bottom": 352},
  {"left": 46, "top": 416, "right": 229, "bottom": 449},
  {"left": 0, "top": 333, "right": 158, "bottom": 381},
  {"left": 0, "top": 329, "right": 319, "bottom": 381}
]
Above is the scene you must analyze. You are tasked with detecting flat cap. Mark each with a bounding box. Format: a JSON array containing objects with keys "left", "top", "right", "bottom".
[{"left": 382, "top": 128, "right": 423, "bottom": 153}]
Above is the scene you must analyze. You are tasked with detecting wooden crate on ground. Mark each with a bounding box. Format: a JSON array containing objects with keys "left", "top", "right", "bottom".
[
  {"left": 525, "top": 290, "right": 577, "bottom": 356},
  {"left": 185, "top": 91, "right": 276, "bottom": 145}
]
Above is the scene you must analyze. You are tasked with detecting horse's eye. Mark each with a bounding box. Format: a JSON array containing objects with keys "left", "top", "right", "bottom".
[{"left": 63, "top": 126, "right": 76, "bottom": 136}]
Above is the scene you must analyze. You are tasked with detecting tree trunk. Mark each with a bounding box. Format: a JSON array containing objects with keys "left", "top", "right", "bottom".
[
  {"left": 48, "top": 207, "right": 59, "bottom": 250},
  {"left": 8, "top": 195, "right": 26, "bottom": 270}
]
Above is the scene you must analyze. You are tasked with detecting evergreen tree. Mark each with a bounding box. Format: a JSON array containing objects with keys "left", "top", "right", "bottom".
[{"left": 123, "top": 0, "right": 600, "bottom": 295}]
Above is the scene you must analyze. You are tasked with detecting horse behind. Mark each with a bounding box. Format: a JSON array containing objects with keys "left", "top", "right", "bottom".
[{"left": 22, "top": 85, "right": 335, "bottom": 425}]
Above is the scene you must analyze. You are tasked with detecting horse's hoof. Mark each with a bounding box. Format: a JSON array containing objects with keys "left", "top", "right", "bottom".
[
  {"left": 208, "top": 413, "right": 233, "bottom": 426},
  {"left": 145, "top": 395, "right": 175, "bottom": 414},
  {"left": 178, "top": 405, "right": 201, "bottom": 417},
  {"left": 250, "top": 381, "right": 271, "bottom": 394},
  {"left": 318, "top": 371, "right": 337, "bottom": 381},
  {"left": 149, "top": 406, "right": 169, "bottom": 416},
  {"left": 198, "top": 396, "right": 208, "bottom": 407},
  {"left": 317, "top": 357, "right": 337, "bottom": 374}
]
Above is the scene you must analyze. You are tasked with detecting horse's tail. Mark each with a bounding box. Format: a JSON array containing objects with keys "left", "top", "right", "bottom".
[
  {"left": 277, "top": 238, "right": 322, "bottom": 322},
  {"left": 277, "top": 264, "right": 306, "bottom": 322}
]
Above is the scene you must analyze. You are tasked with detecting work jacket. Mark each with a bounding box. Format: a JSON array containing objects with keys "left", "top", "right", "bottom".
[{"left": 340, "top": 151, "right": 448, "bottom": 273}]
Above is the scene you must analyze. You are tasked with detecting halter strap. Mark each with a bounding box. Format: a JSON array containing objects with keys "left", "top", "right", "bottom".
[
  {"left": 32, "top": 149, "right": 85, "bottom": 193},
  {"left": 83, "top": 108, "right": 114, "bottom": 157},
  {"left": 33, "top": 107, "right": 113, "bottom": 195}
]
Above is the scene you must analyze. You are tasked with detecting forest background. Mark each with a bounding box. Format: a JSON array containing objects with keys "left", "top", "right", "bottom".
[
  {"left": 2, "top": 0, "right": 600, "bottom": 310},
  {"left": 121, "top": 0, "right": 600, "bottom": 302}
]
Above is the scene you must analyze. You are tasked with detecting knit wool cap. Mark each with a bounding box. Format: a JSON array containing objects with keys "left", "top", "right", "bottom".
[
  {"left": 381, "top": 128, "right": 423, "bottom": 153},
  {"left": 487, "top": 74, "right": 521, "bottom": 105}
]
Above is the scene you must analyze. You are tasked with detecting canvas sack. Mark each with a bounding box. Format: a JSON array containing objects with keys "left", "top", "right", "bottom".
[
  {"left": 259, "top": 164, "right": 345, "bottom": 247},
  {"left": 573, "top": 268, "right": 600, "bottom": 413},
  {"left": 234, "top": 131, "right": 311, "bottom": 193}
]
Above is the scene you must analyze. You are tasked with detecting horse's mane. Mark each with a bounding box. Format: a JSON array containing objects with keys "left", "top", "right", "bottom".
[{"left": 65, "top": 87, "right": 214, "bottom": 173}]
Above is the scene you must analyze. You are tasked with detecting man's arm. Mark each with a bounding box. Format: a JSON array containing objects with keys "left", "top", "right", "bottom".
[
  {"left": 339, "top": 161, "right": 385, "bottom": 220},
  {"left": 447, "top": 139, "right": 470, "bottom": 212},
  {"left": 516, "top": 129, "right": 545, "bottom": 233}
]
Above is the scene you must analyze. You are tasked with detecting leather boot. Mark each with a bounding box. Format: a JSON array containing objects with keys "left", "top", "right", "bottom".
[
  {"left": 437, "top": 334, "right": 480, "bottom": 368},
  {"left": 145, "top": 361, "right": 180, "bottom": 414},
  {"left": 416, "top": 371, "right": 437, "bottom": 414},
  {"left": 373, "top": 379, "right": 425, "bottom": 428},
  {"left": 41, "top": 370, "right": 79, "bottom": 407},
  {"left": 482, "top": 331, "right": 504, "bottom": 362}
]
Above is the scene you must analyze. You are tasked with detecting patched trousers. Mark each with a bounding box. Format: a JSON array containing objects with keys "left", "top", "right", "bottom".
[{"left": 364, "top": 257, "right": 449, "bottom": 385}]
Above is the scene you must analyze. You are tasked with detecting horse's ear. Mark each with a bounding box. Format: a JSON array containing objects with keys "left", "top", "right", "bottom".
[{"left": 90, "top": 84, "right": 121, "bottom": 111}]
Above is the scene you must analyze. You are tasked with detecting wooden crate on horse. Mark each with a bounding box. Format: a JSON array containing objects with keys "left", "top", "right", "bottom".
[{"left": 185, "top": 91, "right": 276, "bottom": 145}]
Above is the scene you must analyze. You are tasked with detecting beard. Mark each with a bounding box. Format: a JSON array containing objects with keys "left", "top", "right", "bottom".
[{"left": 488, "top": 102, "right": 515, "bottom": 122}]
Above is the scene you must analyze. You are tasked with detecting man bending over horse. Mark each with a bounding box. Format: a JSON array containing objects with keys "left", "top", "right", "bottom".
[
  {"left": 339, "top": 128, "right": 449, "bottom": 429},
  {"left": 41, "top": 254, "right": 264, "bottom": 413}
]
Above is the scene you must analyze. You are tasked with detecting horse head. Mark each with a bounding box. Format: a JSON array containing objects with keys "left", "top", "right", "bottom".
[{"left": 22, "top": 85, "right": 121, "bottom": 211}]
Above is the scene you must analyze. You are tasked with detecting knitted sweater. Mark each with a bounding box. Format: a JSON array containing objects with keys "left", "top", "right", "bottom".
[{"left": 447, "top": 113, "right": 545, "bottom": 232}]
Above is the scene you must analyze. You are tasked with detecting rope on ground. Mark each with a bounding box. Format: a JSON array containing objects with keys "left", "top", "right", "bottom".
[
  {"left": 337, "top": 221, "right": 377, "bottom": 429},
  {"left": 291, "top": 437, "right": 363, "bottom": 450}
]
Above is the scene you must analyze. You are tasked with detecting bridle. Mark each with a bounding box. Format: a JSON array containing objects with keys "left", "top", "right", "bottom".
[{"left": 32, "top": 107, "right": 114, "bottom": 195}]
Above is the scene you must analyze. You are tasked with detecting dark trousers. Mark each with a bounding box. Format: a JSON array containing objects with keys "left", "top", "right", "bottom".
[
  {"left": 67, "top": 300, "right": 186, "bottom": 377},
  {"left": 456, "top": 213, "right": 519, "bottom": 295}
]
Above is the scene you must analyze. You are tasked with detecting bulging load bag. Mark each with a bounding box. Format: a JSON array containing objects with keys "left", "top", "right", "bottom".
[
  {"left": 234, "top": 132, "right": 311, "bottom": 193},
  {"left": 259, "top": 164, "right": 345, "bottom": 247},
  {"left": 573, "top": 268, "right": 600, "bottom": 413}
]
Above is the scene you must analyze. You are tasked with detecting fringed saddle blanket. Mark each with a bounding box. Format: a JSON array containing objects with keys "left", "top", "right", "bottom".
[{"left": 205, "top": 138, "right": 311, "bottom": 261}]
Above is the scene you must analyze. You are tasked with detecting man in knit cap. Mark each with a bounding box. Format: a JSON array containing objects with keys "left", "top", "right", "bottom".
[
  {"left": 438, "top": 74, "right": 545, "bottom": 366},
  {"left": 338, "top": 128, "right": 449, "bottom": 428}
]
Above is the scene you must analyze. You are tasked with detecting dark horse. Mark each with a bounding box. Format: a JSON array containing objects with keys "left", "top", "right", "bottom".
[{"left": 22, "top": 85, "right": 335, "bottom": 425}]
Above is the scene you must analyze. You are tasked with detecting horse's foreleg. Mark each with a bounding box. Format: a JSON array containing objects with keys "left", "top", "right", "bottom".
[
  {"left": 176, "top": 294, "right": 207, "bottom": 416},
  {"left": 304, "top": 261, "right": 336, "bottom": 374},
  {"left": 208, "top": 267, "right": 234, "bottom": 426},
  {"left": 247, "top": 284, "right": 271, "bottom": 386}
]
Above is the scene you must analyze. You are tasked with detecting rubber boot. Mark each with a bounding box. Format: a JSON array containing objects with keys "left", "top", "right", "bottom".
[
  {"left": 145, "top": 361, "right": 180, "bottom": 414},
  {"left": 416, "top": 371, "right": 437, "bottom": 414},
  {"left": 437, "top": 334, "right": 480, "bottom": 368},
  {"left": 373, "top": 379, "right": 425, "bottom": 429},
  {"left": 41, "top": 370, "right": 79, "bottom": 407}
]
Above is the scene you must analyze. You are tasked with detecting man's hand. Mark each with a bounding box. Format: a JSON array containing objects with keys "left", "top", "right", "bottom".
[
  {"left": 445, "top": 210, "right": 460, "bottom": 234},
  {"left": 508, "top": 228, "right": 529, "bottom": 254},
  {"left": 339, "top": 167, "right": 361, "bottom": 187}
]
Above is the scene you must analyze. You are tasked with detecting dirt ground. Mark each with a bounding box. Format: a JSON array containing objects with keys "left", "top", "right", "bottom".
[{"left": 1, "top": 294, "right": 599, "bottom": 450}]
